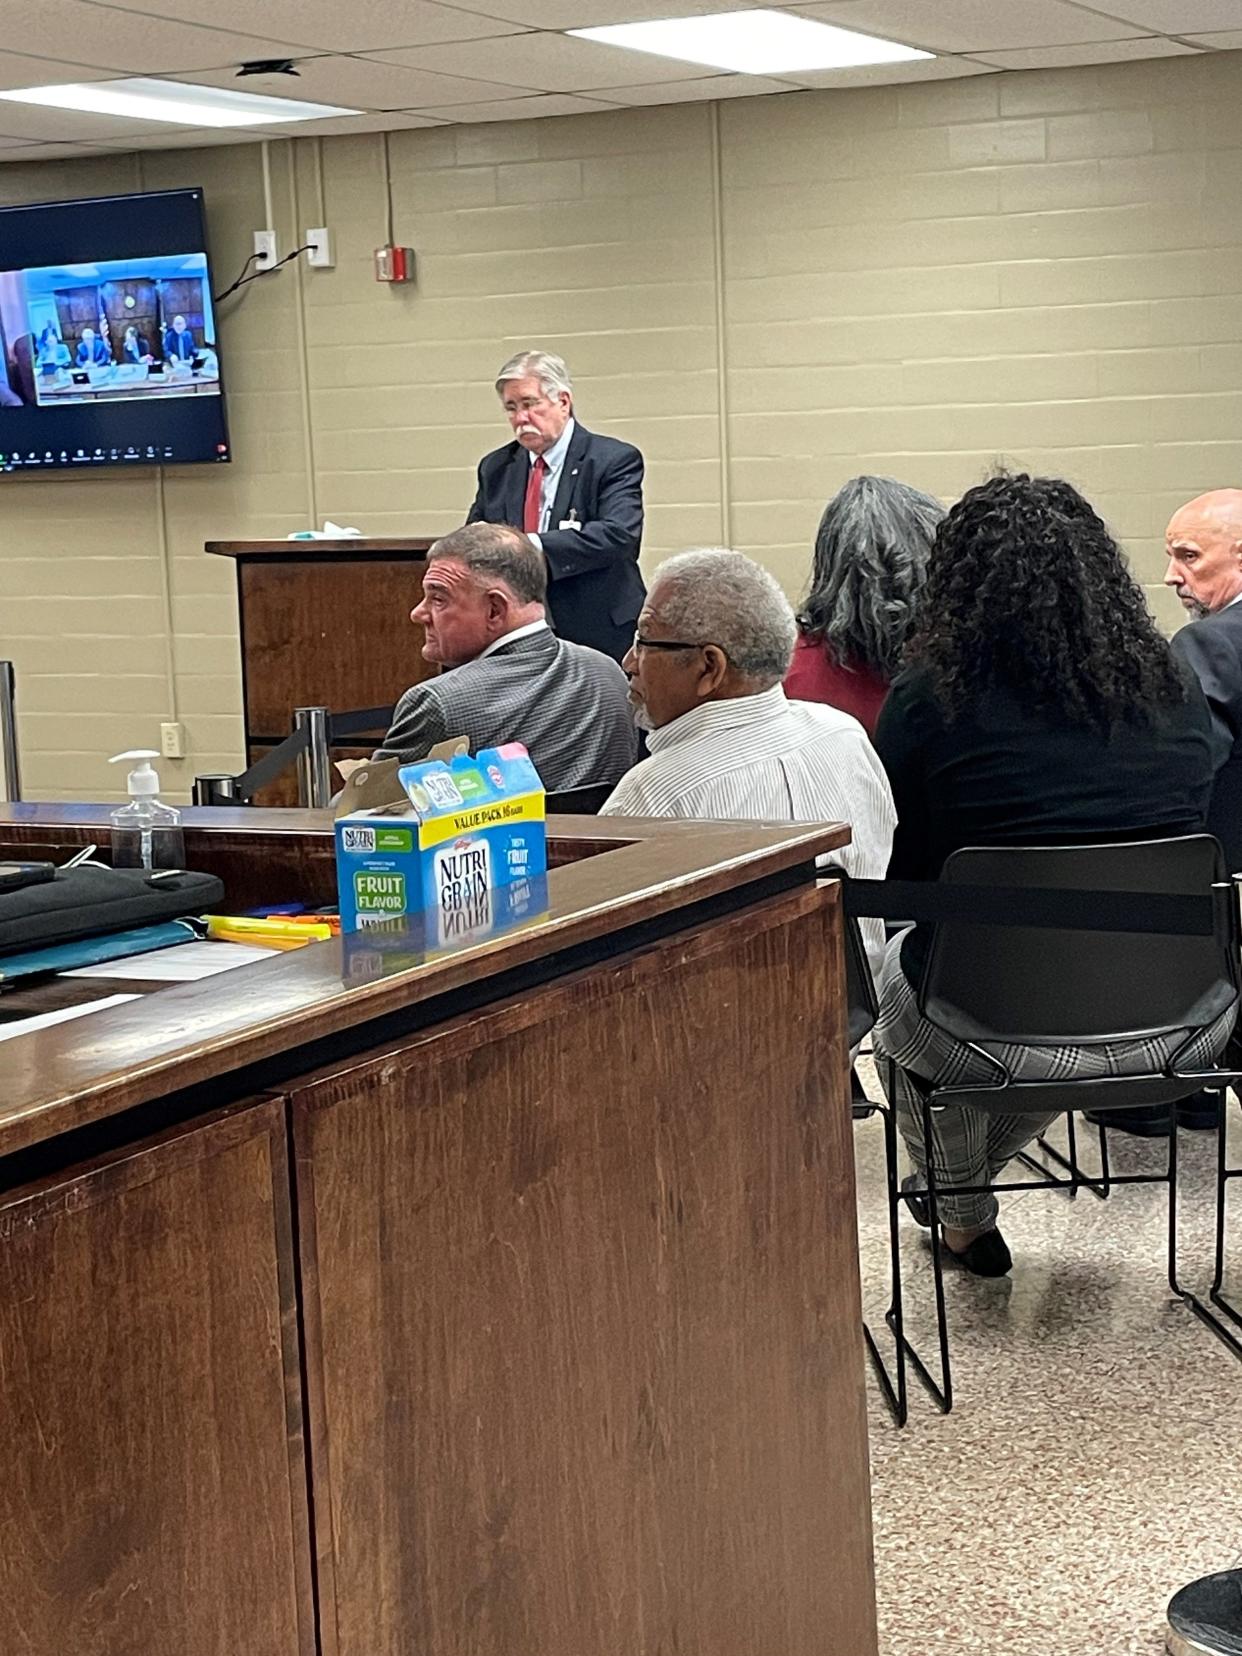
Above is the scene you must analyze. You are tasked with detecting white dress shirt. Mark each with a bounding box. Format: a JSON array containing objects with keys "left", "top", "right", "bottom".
[
  {"left": 600, "top": 685, "right": 896, "bottom": 981},
  {"left": 526, "top": 418, "right": 575, "bottom": 551},
  {"left": 477, "top": 617, "right": 550, "bottom": 661}
]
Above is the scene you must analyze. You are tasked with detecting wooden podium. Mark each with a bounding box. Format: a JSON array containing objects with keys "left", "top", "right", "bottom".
[{"left": 207, "top": 538, "right": 436, "bottom": 804}]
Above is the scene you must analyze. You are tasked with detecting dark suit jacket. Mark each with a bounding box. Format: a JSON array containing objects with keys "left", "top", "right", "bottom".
[
  {"left": 467, "top": 421, "right": 645, "bottom": 662},
  {"left": 1172, "top": 602, "right": 1242, "bottom": 871},
  {"left": 164, "top": 328, "right": 195, "bottom": 361}
]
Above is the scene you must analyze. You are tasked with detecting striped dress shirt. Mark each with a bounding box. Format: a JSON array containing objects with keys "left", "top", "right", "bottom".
[{"left": 600, "top": 685, "right": 896, "bottom": 979}]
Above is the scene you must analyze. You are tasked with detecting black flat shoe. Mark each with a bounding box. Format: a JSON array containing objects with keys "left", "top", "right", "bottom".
[
  {"left": 1177, "top": 1088, "right": 1224, "bottom": 1131},
  {"left": 901, "top": 1172, "right": 931, "bottom": 1229},
  {"left": 944, "top": 1227, "right": 1012, "bottom": 1278},
  {"left": 1084, "top": 1104, "right": 1172, "bottom": 1138}
]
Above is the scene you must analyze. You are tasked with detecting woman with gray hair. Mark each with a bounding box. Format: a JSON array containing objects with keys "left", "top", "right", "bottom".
[{"left": 786, "top": 475, "right": 944, "bottom": 735}]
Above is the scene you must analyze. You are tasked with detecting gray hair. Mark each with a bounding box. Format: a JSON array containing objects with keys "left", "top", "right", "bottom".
[
  {"left": 429, "top": 522, "right": 547, "bottom": 606},
  {"left": 801, "top": 475, "right": 944, "bottom": 677},
  {"left": 495, "top": 349, "right": 573, "bottom": 401},
  {"left": 650, "top": 548, "right": 796, "bottom": 685}
]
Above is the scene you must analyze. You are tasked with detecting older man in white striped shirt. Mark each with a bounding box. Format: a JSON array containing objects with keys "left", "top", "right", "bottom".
[{"left": 600, "top": 547, "right": 896, "bottom": 983}]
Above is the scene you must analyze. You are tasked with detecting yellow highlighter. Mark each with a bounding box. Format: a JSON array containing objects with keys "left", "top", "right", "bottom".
[
  {"left": 211, "top": 928, "right": 312, "bottom": 951},
  {"left": 204, "top": 915, "right": 333, "bottom": 944}
]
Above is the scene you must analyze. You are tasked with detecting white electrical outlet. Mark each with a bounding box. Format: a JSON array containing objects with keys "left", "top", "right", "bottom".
[
  {"left": 305, "top": 227, "right": 334, "bottom": 269},
  {"left": 253, "top": 229, "right": 278, "bottom": 268},
  {"left": 160, "top": 722, "right": 186, "bottom": 760}
]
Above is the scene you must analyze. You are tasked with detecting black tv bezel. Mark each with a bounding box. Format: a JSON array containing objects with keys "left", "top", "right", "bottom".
[{"left": 0, "top": 185, "right": 232, "bottom": 475}]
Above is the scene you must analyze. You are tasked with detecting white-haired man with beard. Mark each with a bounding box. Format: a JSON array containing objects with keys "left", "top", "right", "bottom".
[
  {"left": 466, "top": 348, "right": 645, "bottom": 664},
  {"left": 601, "top": 547, "right": 896, "bottom": 982}
]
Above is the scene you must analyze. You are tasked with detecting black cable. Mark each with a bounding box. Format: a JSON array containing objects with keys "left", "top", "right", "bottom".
[
  {"left": 213, "top": 244, "right": 314, "bottom": 304},
  {"left": 212, "top": 250, "right": 261, "bottom": 303}
]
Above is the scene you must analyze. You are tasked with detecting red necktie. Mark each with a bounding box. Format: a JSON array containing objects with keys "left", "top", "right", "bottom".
[{"left": 523, "top": 455, "right": 547, "bottom": 535}]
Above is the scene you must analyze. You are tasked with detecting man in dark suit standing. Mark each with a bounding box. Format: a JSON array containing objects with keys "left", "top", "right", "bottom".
[
  {"left": 1167, "top": 489, "right": 1242, "bottom": 872},
  {"left": 1130, "top": 488, "right": 1242, "bottom": 1136},
  {"left": 466, "top": 349, "right": 644, "bottom": 663}
]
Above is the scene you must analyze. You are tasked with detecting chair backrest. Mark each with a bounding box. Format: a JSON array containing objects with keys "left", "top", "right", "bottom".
[
  {"left": 921, "top": 836, "right": 1238, "bottom": 1047},
  {"left": 822, "top": 865, "right": 878, "bottom": 1048},
  {"left": 545, "top": 782, "right": 612, "bottom": 816}
]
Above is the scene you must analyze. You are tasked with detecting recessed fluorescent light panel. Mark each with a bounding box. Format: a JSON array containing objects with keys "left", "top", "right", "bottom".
[
  {"left": 0, "top": 77, "right": 358, "bottom": 128},
  {"left": 571, "top": 10, "right": 933, "bottom": 75}
]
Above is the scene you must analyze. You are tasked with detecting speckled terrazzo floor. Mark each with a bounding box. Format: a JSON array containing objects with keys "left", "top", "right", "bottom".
[{"left": 854, "top": 1055, "right": 1242, "bottom": 1656}]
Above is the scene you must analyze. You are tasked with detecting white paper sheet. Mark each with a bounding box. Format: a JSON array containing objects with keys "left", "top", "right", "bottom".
[
  {"left": 63, "top": 940, "right": 280, "bottom": 982},
  {"left": 0, "top": 993, "right": 140, "bottom": 1042}
]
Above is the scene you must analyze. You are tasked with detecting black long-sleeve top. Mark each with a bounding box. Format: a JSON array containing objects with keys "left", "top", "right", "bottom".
[{"left": 873, "top": 664, "right": 1215, "bottom": 981}]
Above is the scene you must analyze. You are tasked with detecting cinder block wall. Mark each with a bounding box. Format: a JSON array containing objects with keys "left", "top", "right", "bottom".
[{"left": 2, "top": 50, "right": 1240, "bottom": 798}]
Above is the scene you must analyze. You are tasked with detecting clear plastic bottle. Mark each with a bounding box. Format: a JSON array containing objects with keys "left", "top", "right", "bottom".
[{"left": 108, "top": 749, "right": 186, "bottom": 870}]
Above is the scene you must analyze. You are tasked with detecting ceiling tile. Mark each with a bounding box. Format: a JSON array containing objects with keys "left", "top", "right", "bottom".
[
  {"left": 1088, "top": 0, "right": 1242, "bottom": 30},
  {"left": 785, "top": 0, "right": 1148, "bottom": 52},
  {"left": 0, "top": 141, "right": 121, "bottom": 159},
  {"left": 776, "top": 54, "right": 997, "bottom": 86},
  {"left": 397, "top": 0, "right": 758, "bottom": 26},
  {"left": 95, "top": 0, "right": 530, "bottom": 54},
  {"left": 968, "top": 37, "right": 1202, "bottom": 69},
  {"left": 263, "top": 110, "right": 448, "bottom": 134},
  {"left": 0, "top": 104, "right": 217, "bottom": 142},
  {"left": 1186, "top": 28, "right": 1242, "bottom": 44},
  {"left": 165, "top": 54, "right": 525, "bottom": 108},
  {"left": 4, "top": 0, "right": 307, "bottom": 74},
  {"left": 367, "top": 34, "right": 709, "bottom": 92},
  {"left": 415, "top": 93, "right": 621, "bottom": 120},
  {"left": 92, "top": 125, "right": 275, "bottom": 148},
  {"left": 0, "top": 49, "right": 117, "bottom": 90},
  {"left": 603, "top": 73, "right": 794, "bottom": 102}
]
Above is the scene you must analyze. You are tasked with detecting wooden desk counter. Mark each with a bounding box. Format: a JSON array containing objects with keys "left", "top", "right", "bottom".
[{"left": 0, "top": 805, "right": 878, "bottom": 1656}]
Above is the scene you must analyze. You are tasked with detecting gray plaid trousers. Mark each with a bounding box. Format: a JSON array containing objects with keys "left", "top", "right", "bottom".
[{"left": 873, "top": 930, "right": 1237, "bottom": 1230}]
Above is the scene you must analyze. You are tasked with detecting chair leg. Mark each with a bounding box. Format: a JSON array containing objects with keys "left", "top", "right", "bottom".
[
  {"left": 1018, "top": 1111, "right": 1109, "bottom": 1202},
  {"left": 886, "top": 1079, "right": 953, "bottom": 1413},
  {"left": 920, "top": 1094, "right": 954, "bottom": 1413},
  {"left": 862, "top": 1094, "right": 908, "bottom": 1427},
  {"left": 1097, "top": 1117, "right": 1111, "bottom": 1196},
  {"left": 1167, "top": 1096, "right": 1181, "bottom": 1297},
  {"left": 1168, "top": 1096, "right": 1242, "bottom": 1361},
  {"left": 1208, "top": 1092, "right": 1242, "bottom": 1336}
]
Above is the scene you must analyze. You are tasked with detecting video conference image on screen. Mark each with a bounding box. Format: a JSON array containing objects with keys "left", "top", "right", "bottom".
[{"left": 0, "top": 253, "right": 219, "bottom": 414}]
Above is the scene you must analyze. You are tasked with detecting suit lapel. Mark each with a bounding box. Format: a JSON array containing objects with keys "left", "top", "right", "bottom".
[
  {"left": 503, "top": 444, "right": 528, "bottom": 529},
  {"left": 549, "top": 422, "right": 590, "bottom": 528}
]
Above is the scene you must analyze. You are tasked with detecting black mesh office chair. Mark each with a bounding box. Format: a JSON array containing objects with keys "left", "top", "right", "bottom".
[
  {"left": 543, "top": 782, "right": 612, "bottom": 815},
  {"left": 883, "top": 835, "right": 1242, "bottom": 1415},
  {"left": 827, "top": 867, "right": 909, "bottom": 1427}
]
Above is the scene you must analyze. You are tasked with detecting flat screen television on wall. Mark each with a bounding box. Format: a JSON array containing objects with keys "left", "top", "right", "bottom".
[{"left": 0, "top": 187, "right": 230, "bottom": 474}]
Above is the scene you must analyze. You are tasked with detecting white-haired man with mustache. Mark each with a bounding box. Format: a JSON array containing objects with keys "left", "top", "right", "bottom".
[{"left": 466, "top": 349, "right": 645, "bottom": 664}]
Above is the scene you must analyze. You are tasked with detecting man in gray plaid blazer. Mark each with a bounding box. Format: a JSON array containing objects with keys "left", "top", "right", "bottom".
[{"left": 374, "top": 522, "right": 639, "bottom": 793}]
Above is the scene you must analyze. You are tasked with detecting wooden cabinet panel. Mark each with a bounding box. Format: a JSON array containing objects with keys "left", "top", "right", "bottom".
[
  {"left": 294, "top": 883, "right": 877, "bottom": 1656},
  {"left": 0, "top": 1100, "right": 314, "bottom": 1656}
]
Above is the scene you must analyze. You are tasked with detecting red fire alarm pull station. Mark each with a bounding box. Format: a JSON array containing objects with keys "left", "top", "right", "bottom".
[{"left": 375, "top": 245, "right": 415, "bottom": 283}]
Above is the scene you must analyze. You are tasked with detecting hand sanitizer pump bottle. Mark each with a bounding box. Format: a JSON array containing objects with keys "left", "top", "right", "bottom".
[{"left": 108, "top": 749, "right": 186, "bottom": 870}]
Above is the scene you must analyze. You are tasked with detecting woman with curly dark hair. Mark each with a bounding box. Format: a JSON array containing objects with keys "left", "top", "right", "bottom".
[
  {"left": 872, "top": 472, "right": 1228, "bottom": 1276},
  {"left": 786, "top": 475, "right": 943, "bottom": 734}
]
